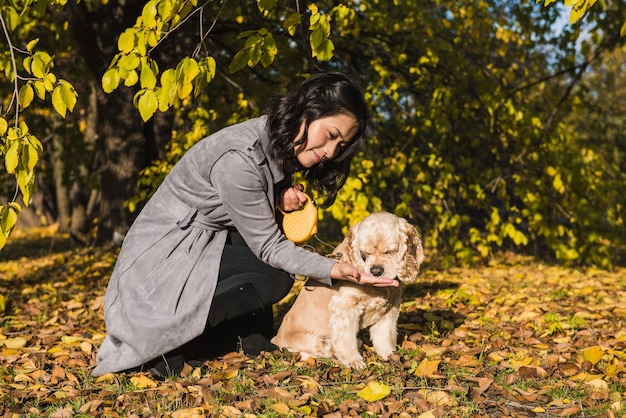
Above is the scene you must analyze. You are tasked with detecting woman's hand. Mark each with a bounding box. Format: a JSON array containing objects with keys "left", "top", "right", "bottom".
[
  {"left": 331, "top": 263, "right": 399, "bottom": 288},
  {"left": 278, "top": 184, "right": 308, "bottom": 212}
]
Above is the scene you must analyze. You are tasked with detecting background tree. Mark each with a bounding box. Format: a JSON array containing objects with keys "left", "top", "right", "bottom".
[{"left": 2, "top": 0, "right": 625, "bottom": 267}]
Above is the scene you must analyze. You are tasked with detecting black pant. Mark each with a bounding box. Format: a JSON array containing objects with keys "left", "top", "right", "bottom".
[
  {"left": 180, "top": 230, "right": 293, "bottom": 358},
  {"left": 209, "top": 230, "right": 293, "bottom": 327}
]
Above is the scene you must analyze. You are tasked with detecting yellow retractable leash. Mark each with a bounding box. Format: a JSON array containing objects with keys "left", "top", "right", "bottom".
[{"left": 280, "top": 193, "right": 318, "bottom": 244}]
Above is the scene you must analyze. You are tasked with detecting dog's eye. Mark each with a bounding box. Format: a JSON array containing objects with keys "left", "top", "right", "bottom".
[{"left": 361, "top": 253, "right": 367, "bottom": 261}]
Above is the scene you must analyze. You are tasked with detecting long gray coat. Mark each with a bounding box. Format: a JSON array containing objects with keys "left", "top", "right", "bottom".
[{"left": 93, "top": 116, "right": 336, "bottom": 375}]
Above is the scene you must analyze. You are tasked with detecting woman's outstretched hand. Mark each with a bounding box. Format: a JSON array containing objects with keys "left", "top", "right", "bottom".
[{"left": 331, "top": 262, "right": 399, "bottom": 288}]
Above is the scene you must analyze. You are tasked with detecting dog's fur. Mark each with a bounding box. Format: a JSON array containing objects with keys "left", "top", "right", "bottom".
[{"left": 271, "top": 211, "right": 424, "bottom": 369}]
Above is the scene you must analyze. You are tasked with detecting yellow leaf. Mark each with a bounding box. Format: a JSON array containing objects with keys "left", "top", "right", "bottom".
[
  {"left": 131, "top": 374, "right": 158, "bottom": 389},
  {"left": 53, "top": 390, "right": 68, "bottom": 399},
  {"left": 271, "top": 402, "right": 291, "bottom": 414},
  {"left": 586, "top": 378, "right": 608, "bottom": 391},
  {"left": 532, "top": 407, "right": 546, "bottom": 413},
  {"left": 583, "top": 346, "right": 603, "bottom": 365},
  {"left": 3, "top": 337, "right": 27, "bottom": 349},
  {"left": 357, "top": 380, "right": 391, "bottom": 402},
  {"left": 95, "top": 373, "right": 117, "bottom": 383},
  {"left": 414, "top": 358, "right": 441, "bottom": 377},
  {"left": 61, "top": 336, "right": 83, "bottom": 346},
  {"left": 5, "top": 140, "right": 20, "bottom": 174},
  {"left": 509, "top": 356, "right": 533, "bottom": 368},
  {"left": 223, "top": 368, "right": 239, "bottom": 379}
]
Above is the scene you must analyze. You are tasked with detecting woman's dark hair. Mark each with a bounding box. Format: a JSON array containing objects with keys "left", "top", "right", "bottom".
[{"left": 264, "top": 72, "right": 369, "bottom": 207}]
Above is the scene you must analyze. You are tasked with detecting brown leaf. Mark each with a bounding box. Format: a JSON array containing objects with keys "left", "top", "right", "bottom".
[
  {"left": 513, "top": 386, "right": 539, "bottom": 402},
  {"left": 557, "top": 405, "right": 582, "bottom": 416},
  {"left": 518, "top": 365, "right": 547, "bottom": 378},
  {"left": 78, "top": 399, "right": 103, "bottom": 414},
  {"left": 49, "top": 407, "right": 73, "bottom": 418}
]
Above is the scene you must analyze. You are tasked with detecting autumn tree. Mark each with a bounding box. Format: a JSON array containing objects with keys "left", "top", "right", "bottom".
[{"left": 2, "top": 0, "right": 625, "bottom": 266}]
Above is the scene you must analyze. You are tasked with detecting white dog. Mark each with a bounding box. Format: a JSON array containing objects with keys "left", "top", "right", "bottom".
[{"left": 272, "top": 212, "right": 424, "bottom": 369}]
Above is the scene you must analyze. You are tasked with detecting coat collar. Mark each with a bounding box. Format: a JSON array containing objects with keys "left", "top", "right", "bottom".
[{"left": 251, "top": 115, "right": 287, "bottom": 185}]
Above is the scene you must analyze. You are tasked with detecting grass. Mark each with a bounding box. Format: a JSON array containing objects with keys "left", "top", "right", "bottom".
[{"left": 1, "top": 226, "right": 626, "bottom": 416}]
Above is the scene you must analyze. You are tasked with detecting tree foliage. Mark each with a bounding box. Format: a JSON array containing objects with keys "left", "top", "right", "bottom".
[
  {"left": 0, "top": 2, "right": 78, "bottom": 248},
  {"left": 1, "top": 0, "right": 625, "bottom": 267}
]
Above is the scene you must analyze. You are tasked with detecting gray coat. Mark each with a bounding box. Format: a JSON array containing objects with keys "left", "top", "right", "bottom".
[{"left": 93, "top": 116, "right": 336, "bottom": 375}]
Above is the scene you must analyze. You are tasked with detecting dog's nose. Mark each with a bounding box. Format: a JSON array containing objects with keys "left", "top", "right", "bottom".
[{"left": 370, "top": 265, "right": 384, "bottom": 277}]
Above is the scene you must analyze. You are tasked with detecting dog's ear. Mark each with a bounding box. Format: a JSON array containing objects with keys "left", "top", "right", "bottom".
[
  {"left": 398, "top": 221, "right": 424, "bottom": 282},
  {"left": 333, "top": 224, "right": 360, "bottom": 265}
]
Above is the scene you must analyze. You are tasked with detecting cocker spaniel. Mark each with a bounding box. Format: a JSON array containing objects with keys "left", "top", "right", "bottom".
[{"left": 272, "top": 211, "right": 424, "bottom": 369}]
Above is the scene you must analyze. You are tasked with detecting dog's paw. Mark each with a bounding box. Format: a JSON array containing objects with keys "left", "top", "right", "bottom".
[
  {"left": 345, "top": 358, "right": 367, "bottom": 370},
  {"left": 374, "top": 346, "right": 395, "bottom": 360},
  {"left": 336, "top": 354, "right": 366, "bottom": 370}
]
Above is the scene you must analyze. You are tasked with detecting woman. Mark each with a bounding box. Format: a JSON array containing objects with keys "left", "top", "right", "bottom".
[{"left": 93, "top": 72, "right": 398, "bottom": 378}]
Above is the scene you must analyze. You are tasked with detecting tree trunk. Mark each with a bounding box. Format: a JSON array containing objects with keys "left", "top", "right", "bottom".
[
  {"left": 60, "top": 0, "right": 150, "bottom": 246},
  {"left": 93, "top": 87, "right": 146, "bottom": 245}
]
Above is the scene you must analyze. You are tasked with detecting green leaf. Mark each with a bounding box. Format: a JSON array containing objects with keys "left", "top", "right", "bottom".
[
  {"left": 181, "top": 57, "right": 200, "bottom": 83},
  {"left": 312, "top": 38, "right": 334, "bottom": 61},
  {"left": 137, "top": 89, "right": 158, "bottom": 121},
  {"left": 124, "top": 70, "right": 139, "bottom": 87},
  {"left": 22, "top": 141, "right": 40, "bottom": 172},
  {"left": 18, "top": 85, "right": 34, "bottom": 109},
  {"left": 140, "top": 65, "right": 157, "bottom": 89},
  {"left": 229, "top": 49, "right": 250, "bottom": 73},
  {"left": 43, "top": 73, "right": 56, "bottom": 92},
  {"left": 141, "top": 0, "right": 158, "bottom": 27},
  {"left": 119, "top": 53, "right": 140, "bottom": 71},
  {"left": 248, "top": 45, "right": 262, "bottom": 67},
  {"left": 118, "top": 30, "right": 137, "bottom": 54},
  {"left": 159, "top": 69, "right": 177, "bottom": 106},
  {"left": 0, "top": 117, "right": 7, "bottom": 136},
  {"left": 4, "top": 6, "right": 19, "bottom": 31},
  {"left": 256, "top": 0, "right": 276, "bottom": 14},
  {"left": 282, "top": 13, "right": 302, "bottom": 35},
  {"left": 2, "top": 204, "right": 19, "bottom": 232},
  {"left": 32, "top": 51, "right": 53, "bottom": 77},
  {"left": 59, "top": 81, "right": 78, "bottom": 113},
  {"left": 33, "top": 81, "right": 46, "bottom": 99},
  {"left": 5, "top": 141, "right": 20, "bottom": 174},
  {"left": 52, "top": 86, "right": 68, "bottom": 117},
  {"left": 356, "top": 381, "right": 391, "bottom": 402},
  {"left": 26, "top": 38, "right": 40, "bottom": 53},
  {"left": 568, "top": 0, "right": 598, "bottom": 24},
  {"left": 102, "top": 68, "right": 120, "bottom": 93},
  {"left": 17, "top": 168, "right": 35, "bottom": 206}
]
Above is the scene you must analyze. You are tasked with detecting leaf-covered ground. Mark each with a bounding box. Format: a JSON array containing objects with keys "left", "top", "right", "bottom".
[{"left": 1, "top": 227, "right": 625, "bottom": 417}]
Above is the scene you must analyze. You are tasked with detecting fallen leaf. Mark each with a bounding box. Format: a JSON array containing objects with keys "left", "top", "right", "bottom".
[
  {"left": 414, "top": 358, "right": 441, "bottom": 377},
  {"left": 582, "top": 346, "right": 604, "bottom": 365},
  {"left": 170, "top": 407, "right": 206, "bottom": 418},
  {"left": 357, "top": 381, "right": 391, "bottom": 402},
  {"left": 271, "top": 401, "right": 291, "bottom": 414},
  {"left": 2, "top": 337, "right": 27, "bottom": 349},
  {"left": 425, "top": 390, "right": 453, "bottom": 407},
  {"left": 130, "top": 374, "right": 158, "bottom": 389},
  {"left": 219, "top": 405, "right": 243, "bottom": 417}
]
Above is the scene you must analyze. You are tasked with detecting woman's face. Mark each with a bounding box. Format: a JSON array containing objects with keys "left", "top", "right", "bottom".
[{"left": 294, "top": 113, "right": 359, "bottom": 168}]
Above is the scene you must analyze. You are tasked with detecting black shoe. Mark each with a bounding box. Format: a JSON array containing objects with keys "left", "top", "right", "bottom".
[
  {"left": 239, "top": 333, "right": 277, "bottom": 357},
  {"left": 147, "top": 354, "right": 185, "bottom": 380}
]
